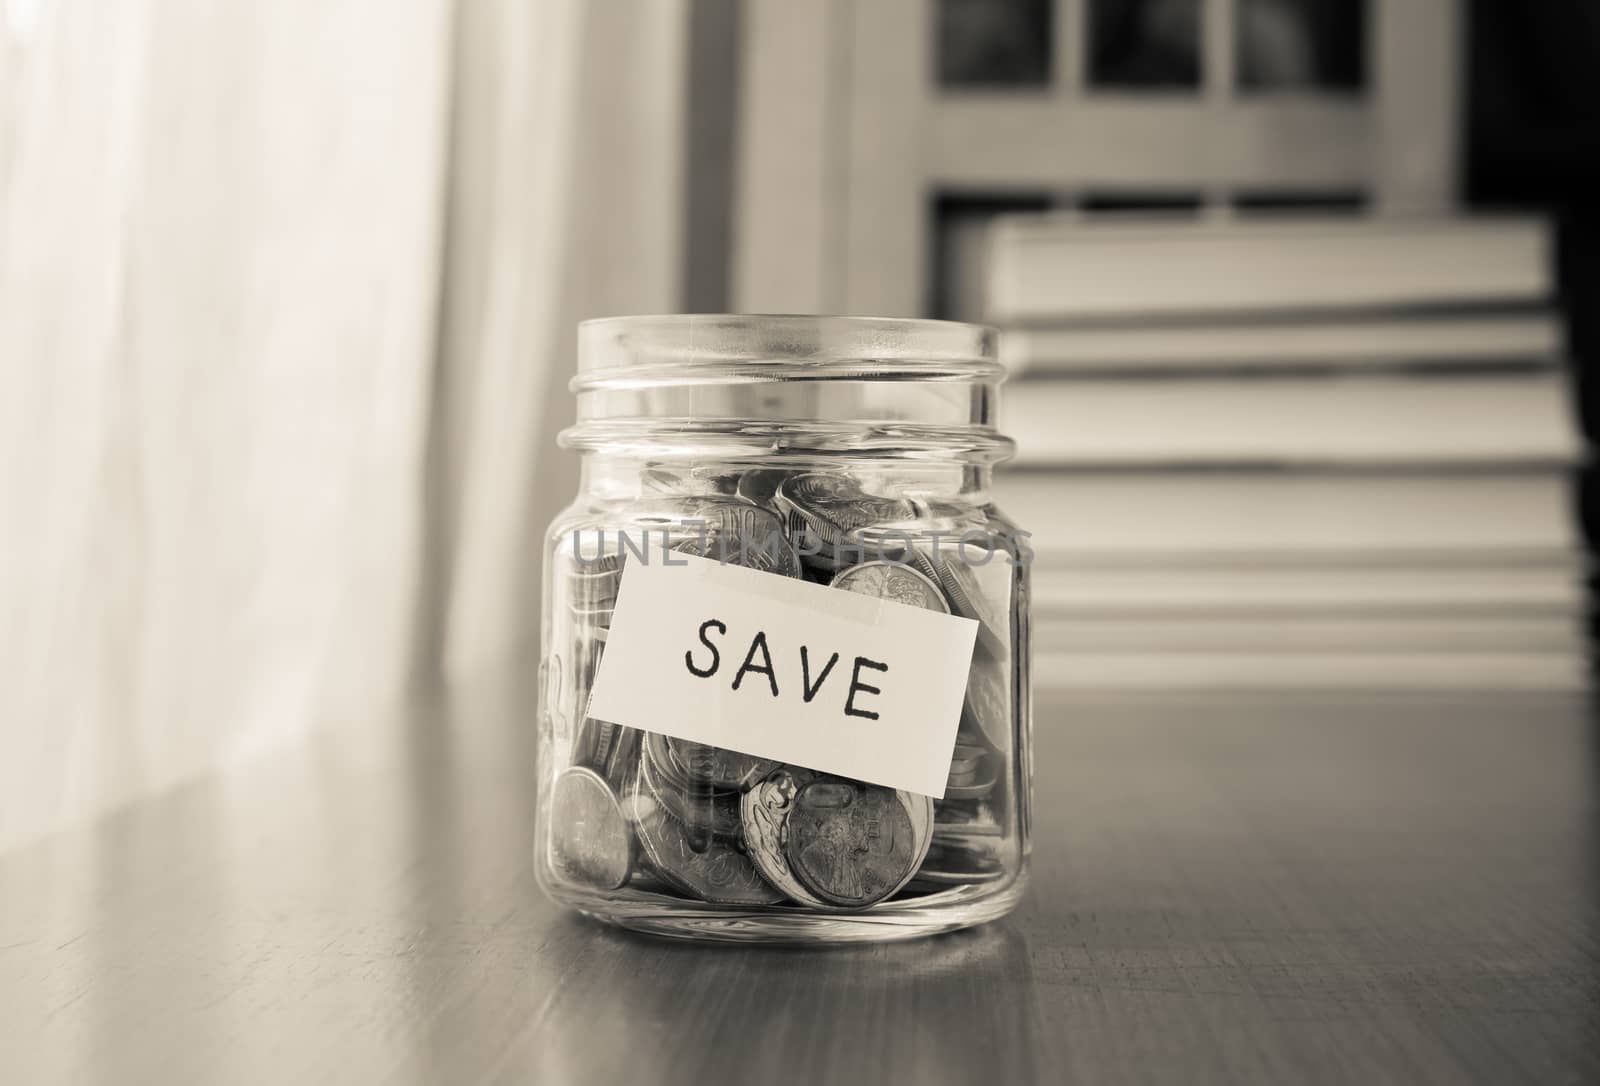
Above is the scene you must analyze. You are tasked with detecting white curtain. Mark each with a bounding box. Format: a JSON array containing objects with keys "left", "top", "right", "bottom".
[{"left": 0, "top": 0, "right": 687, "bottom": 849}]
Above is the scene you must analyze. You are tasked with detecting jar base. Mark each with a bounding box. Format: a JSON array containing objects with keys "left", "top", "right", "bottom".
[{"left": 572, "top": 877, "right": 1028, "bottom": 945}]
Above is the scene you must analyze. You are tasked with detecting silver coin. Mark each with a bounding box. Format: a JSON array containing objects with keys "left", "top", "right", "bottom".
[
  {"left": 774, "top": 473, "right": 914, "bottom": 547},
  {"left": 640, "top": 465, "right": 696, "bottom": 496},
  {"left": 671, "top": 502, "right": 801, "bottom": 577},
  {"left": 549, "top": 767, "right": 632, "bottom": 891},
  {"left": 946, "top": 765, "right": 981, "bottom": 788},
  {"left": 640, "top": 465, "right": 738, "bottom": 497},
  {"left": 568, "top": 604, "right": 615, "bottom": 631},
  {"left": 829, "top": 561, "right": 950, "bottom": 614},
  {"left": 632, "top": 782, "right": 784, "bottom": 906},
  {"left": 783, "top": 778, "right": 932, "bottom": 908},
  {"left": 961, "top": 642, "right": 1011, "bottom": 754},
  {"left": 671, "top": 534, "right": 799, "bottom": 578},
  {"left": 932, "top": 552, "right": 1007, "bottom": 658},
  {"left": 948, "top": 742, "right": 988, "bottom": 776},
  {"left": 922, "top": 548, "right": 1012, "bottom": 753},
  {"left": 571, "top": 584, "right": 620, "bottom": 616},
  {"left": 640, "top": 736, "right": 744, "bottom": 840},
  {"left": 905, "top": 788, "right": 936, "bottom": 877},
  {"left": 677, "top": 494, "right": 762, "bottom": 523},
  {"left": 568, "top": 551, "right": 623, "bottom": 577},
  {"left": 782, "top": 508, "right": 822, "bottom": 551},
  {"left": 735, "top": 467, "right": 789, "bottom": 507},
  {"left": 900, "top": 546, "right": 943, "bottom": 593},
  {"left": 625, "top": 868, "right": 676, "bottom": 895},
  {"left": 641, "top": 731, "right": 722, "bottom": 795},
  {"left": 571, "top": 717, "right": 616, "bottom": 769},
  {"left": 628, "top": 495, "right": 749, "bottom": 530},
  {"left": 932, "top": 798, "right": 1004, "bottom": 837},
  {"left": 943, "top": 759, "right": 998, "bottom": 800},
  {"left": 618, "top": 784, "right": 659, "bottom": 826},
  {"left": 666, "top": 736, "right": 781, "bottom": 790},
  {"left": 567, "top": 553, "right": 624, "bottom": 616},
  {"left": 739, "top": 768, "right": 829, "bottom": 908},
  {"left": 577, "top": 633, "right": 605, "bottom": 685},
  {"left": 569, "top": 550, "right": 624, "bottom": 573},
  {"left": 800, "top": 561, "right": 835, "bottom": 586},
  {"left": 601, "top": 726, "right": 642, "bottom": 793},
  {"left": 798, "top": 544, "right": 850, "bottom": 573}
]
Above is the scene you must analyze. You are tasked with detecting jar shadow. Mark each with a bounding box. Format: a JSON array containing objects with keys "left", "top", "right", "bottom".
[{"left": 505, "top": 914, "right": 1050, "bottom": 1082}]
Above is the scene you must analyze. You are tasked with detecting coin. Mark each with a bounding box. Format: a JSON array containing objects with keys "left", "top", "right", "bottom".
[
  {"left": 798, "top": 545, "right": 850, "bottom": 573},
  {"left": 571, "top": 592, "right": 619, "bottom": 619},
  {"left": 640, "top": 733, "right": 740, "bottom": 853},
  {"left": 671, "top": 503, "right": 801, "bottom": 577},
  {"left": 905, "top": 787, "right": 936, "bottom": 870},
  {"left": 640, "top": 465, "right": 695, "bottom": 495},
  {"left": 829, "top": 561, "right": 950, "bottom": 613},
  {"left": 917, "top": 556, "right": 1012, "bottom": 757},
  {"left": 571, "top": 717, "right": 617, "bottom": 769},
  {"left": 735, "top": 467, "right": 789, "bottom": 507},
  {"left": 549, "top": 767, "right": 632, "bottom": 891},
  {"left": 783, "top": 778, "right": 929, "bottom": 908},
  {"left": 943, "top": 759, "right": 998, "bottom": 800},
  {"left": 567, "top": 551, "right": 623, "bottom": 577},
  {"left": 632, "top": 786, "right": 785, "bottom": 906},
  {"left": 642, "top": 731, "right": 691, "bottom": 790},
  {"left": 625, "top": 868, "right": 676, "bottom": 896},
  {"left": 568, "top": 553, "right": 623, "bottom": 616},
  {"left": 570, "top": 551, "right": 624, "bottom": 573},
  {"left": 961, "top": 642, "right": 1011, "bottom": 753},
  {"left": 932, "top": 797, "right": 1003, "bottom": 837},
  {"left": 899, "top": 545, "right": 943, "bottom": 592},
  {"left": 774, "top": 473, "right": 914, "bottom": 549},
  {"left": 932, "top": 552, "right": 1007, "bottom": 658},
  {"left": 641, "top": 731, "right": 731, "bottom": 795},
  {"left": 671, "top": 536, "right": 800, "bottom": 578},
  {"left": 800, "top": 562, "right": 835, "bottom": 586},
  {"left": 640, "top": 736, "right": 744, "bottom": 840},
  {"left": 629, "top": 495, "right": 751, "bottom": 532},
  {"left": 702, "top": 471, "right": 742, "bottom": 496},
  {"left": 948, "top": 742, "right": 987, "bottom": 776},
  {"left": 618, "top": 784, "right": 658, "bottom": 825},
  {"left": 783, "top": 508, "right": 822, "bottom": 552},
  {"left": 740, "top": 768, "right": 829, "bottom": 907},
  {"left": 640, "top": 465, "right": 738, "bottom": 497},
  {"left": 601, "top": 726, "right": 642, "bottom": 792},
  {"left": 666, "top": 737, "right": 780, "bottom": 790}
]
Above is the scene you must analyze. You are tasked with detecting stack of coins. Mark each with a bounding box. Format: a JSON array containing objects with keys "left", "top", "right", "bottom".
[
  {"left": 548, "top": 467, "right": 1021, "bottom": 910},
  {"left": 569, "top": 553, "right": 623, "bottom": 641}
]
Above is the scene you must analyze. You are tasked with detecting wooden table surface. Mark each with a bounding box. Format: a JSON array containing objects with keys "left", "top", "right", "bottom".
[{"left": 3, "top": 679, "right": 1597, "bottom": 1084}]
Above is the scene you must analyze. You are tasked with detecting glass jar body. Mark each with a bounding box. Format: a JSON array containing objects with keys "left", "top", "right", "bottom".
[{"left": 533, "top": 447, "right": 1033, "bottom": 943}]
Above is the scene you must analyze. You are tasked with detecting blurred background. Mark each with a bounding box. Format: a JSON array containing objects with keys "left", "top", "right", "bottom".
[{"left": 2, "top": 0, "right": 1596, "bottom": 849}]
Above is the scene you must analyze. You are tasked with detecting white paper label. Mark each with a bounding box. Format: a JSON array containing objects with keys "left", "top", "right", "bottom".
[{"left": 586, "top": 553, "right": 978, "bottom": 798}]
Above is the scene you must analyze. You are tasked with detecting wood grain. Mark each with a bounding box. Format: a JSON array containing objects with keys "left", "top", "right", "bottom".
[{"left": 2, "top": 682, "right": 1596, "bottom": 1084}]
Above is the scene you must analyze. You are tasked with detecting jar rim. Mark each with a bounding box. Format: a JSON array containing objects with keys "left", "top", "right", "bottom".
[
  {"left": 567, "top": 315, "right": 1011, "bottom": 459},
  {"left": 575, "top": 314, "right": 1001, "bottom": 386}
]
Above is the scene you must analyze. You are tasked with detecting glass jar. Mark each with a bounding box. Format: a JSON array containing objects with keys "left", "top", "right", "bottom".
[{"left": 534, "top": 314, "right": 1032, "bottom": 943}]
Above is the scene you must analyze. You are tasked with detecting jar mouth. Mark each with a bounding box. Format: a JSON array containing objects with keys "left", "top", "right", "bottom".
[
  {"left": 567, "top": 316, "right": 1009, "bottom": 457},
  {"left": 573, "top": 314, "right": 1002, "bottom": 389}
]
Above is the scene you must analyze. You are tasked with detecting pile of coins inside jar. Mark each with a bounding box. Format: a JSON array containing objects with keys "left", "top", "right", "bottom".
[{"left": 544, "top": 468, "right": 1023, "bottom": 911}]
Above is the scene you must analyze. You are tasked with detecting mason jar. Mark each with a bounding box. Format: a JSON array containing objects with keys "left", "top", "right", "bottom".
[{"left": 534, "top": 314, "right": 1032, "bottom": 943}]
